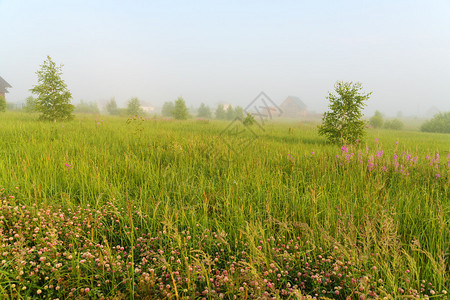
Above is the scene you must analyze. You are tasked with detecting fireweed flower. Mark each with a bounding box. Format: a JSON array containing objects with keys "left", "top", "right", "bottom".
[
  {"left": 341, "top": 145, "right": 348, "bottom": 153},
  {"left": 65, "top": 162, "right": 72, "bottom": 170},
  {"left": 287, "top": 154, "right": 293, "bottom": 161},
  {"left": 367, "top": 157, "right": 375, "bottom": 171}
]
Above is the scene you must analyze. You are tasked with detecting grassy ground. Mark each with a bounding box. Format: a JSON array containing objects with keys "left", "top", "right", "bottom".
[{"left": 0, "top": 112, "right": 448, "bottom": 299}]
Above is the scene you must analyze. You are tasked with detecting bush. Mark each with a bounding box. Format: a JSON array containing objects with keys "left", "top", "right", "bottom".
[
  {"left": 369, "top": 111, "right": 384, "bottom": 128},
  {"left": 234, "top": 106, "right": 244, "bottom": 120},
  {"left": 106, "top": 98, "right": 119, "bottom": 115},
  {"left": 215, "top": 104, "right": 226, "bottom": 120},
  {"left": 420, "top": 112, "right": 450, "bottom": 133},
  {"left": 243, "top": 113, "right": 255, "bottom": 126},
  {"left": 23, "top": 96, "right": 38, "bottom": 113},
  {"left": 384, "top": 118, "right": 404, "bottom": 130},
  {"left": 197, "top": 103, "right": 212, "bottom": 119},
  {"left": 161, "top": 101, "right": 174, "bottom": 117}
]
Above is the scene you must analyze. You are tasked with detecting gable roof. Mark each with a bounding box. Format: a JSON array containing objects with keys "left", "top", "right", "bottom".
[
  {"left": 283, "top": 96, "right": 306, "bottom": 110},
  {"left": 0, "top": 76, "right": 12, "bottom": 93}
]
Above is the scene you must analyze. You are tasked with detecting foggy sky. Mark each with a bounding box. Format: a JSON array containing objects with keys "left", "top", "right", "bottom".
[{"left": 1, "top": 0, "right": 449, "bottom": 116}]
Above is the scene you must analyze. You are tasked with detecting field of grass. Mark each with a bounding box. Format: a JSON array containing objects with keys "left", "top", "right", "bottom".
[{"left": 0, "top": 112, "right": 448, "bottom": 299}]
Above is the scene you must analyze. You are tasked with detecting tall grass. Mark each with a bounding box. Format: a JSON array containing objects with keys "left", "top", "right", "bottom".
[{"left": 0, "top": 112, "right": 448, "bottom": 299}]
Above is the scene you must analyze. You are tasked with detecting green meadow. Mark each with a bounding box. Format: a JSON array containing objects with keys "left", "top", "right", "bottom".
[{"left": 0, "top": 112, "right": 448, "bottom": 299}]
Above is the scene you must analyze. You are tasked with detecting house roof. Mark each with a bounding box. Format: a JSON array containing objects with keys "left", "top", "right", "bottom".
[
  {"left": 0, "top": 76, "right": 12, "bottom": 93},
  {"left": 283, "top": 96, "right": 306, "bottom": 110}
]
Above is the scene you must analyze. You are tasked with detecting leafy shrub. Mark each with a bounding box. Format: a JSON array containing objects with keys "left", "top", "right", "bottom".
[
  {"left": 243, "top": 113, "right": 255, "bottom": 126},
  {"left": 162, "top": 101, "right": 174, "bottom": 117},
  {"left": 421, "top": 112, "right": 450, "bottom": 133},
  {"left": 197, "top": 103, "right": 212, "bottom": 119},
  {"left": 234, "top": 106, "right": 244, "bottom": 119},
  {"left": 384, "top": 118, "right": 404, "bottom": 130},
  {"left": 106, "top": 98, "right": 119, "bottom": 115},
  {"left": 369, "top": 110, "right": 384, "bottom": 128},
  {"left": 23, "top": 96, "right": 38, "bottom": 113},
  {"left": 215, "top": 104, "right": 226, "bottom": 120}
]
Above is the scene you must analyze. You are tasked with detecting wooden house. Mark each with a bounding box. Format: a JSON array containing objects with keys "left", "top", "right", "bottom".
[
  {"left": 280, "top": 96, "right": 307, "bottom": 118},
  {"left": 0, "top": 76, "right": 12, "bottom": 99}
]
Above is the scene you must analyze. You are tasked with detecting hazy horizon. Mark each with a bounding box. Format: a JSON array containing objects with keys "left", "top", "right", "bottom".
[{"left": 1, "top": 0, "right": 449, "bottom": 117}]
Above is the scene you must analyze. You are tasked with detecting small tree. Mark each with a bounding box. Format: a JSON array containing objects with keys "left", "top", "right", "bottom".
[
  {"left": 106, "top": 98, "right": 119, "bottom": 115},
  {"left": 127, "top": 97, "right": 143, "bottom": 116},
  {"left": 162, "top": 101, "right": 174, "bottom": 117},
  {"left": 30, "top": 56, "right": 74, "bottom": 122},
  {"left": 197, "top": 103, "right": 212, "bottom": 119},
  {"left": 384, "top": 118, "right": 404, "bottom": 130},
  {"left": 215, "top": 104, "right": 226, "bottom": 120},
  {"left": 0, "top": 95, "right": 6, "bottom": 112},
  {"left": 318, "top": 81, "right": 371, "bottom": 144},
  {"left": 369, "top": 110, "right": 384, "bottom": 128},
  {"left": 226, "top": 105, "right": 235, "bottom": 120},
  {"left": 173, "top": 97, "right": 189, "bottom": 120},
  {"left": 23, "top": 96, "right": 37, "bottom": 113}
]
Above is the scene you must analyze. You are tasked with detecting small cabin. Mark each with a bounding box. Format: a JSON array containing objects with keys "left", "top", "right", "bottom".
[
  {"left": 0, "top": 76, "right": 12, "bottom": 99},
  {"left": 280, "top": 96, "right": 307, "bottom": 118}
]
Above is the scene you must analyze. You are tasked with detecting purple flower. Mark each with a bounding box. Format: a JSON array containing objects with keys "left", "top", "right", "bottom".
[
  {"left": 341, "top": 145, "right": 348, "bottom": 153},
  {"left": 436, "top": 174, "right": 441, "bottom": 178},
  {"left": 375, "top": 150, "right": 383, "bottom": 158},
  {"left": 65, "top": 162, "right": 72, "bottom": 170}
]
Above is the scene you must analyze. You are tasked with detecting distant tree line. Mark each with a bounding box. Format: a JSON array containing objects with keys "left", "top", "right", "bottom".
[
  {"left": 162, "top": 101, "right": 246, "bottom": 121},
  {"left": 369, "top": 110, "right": 404, "bottom": 130}
]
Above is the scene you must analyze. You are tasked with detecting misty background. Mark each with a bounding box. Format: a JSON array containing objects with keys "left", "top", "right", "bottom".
[{"left": 1, "top": 0, "right": 449, "bottom": 117}]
